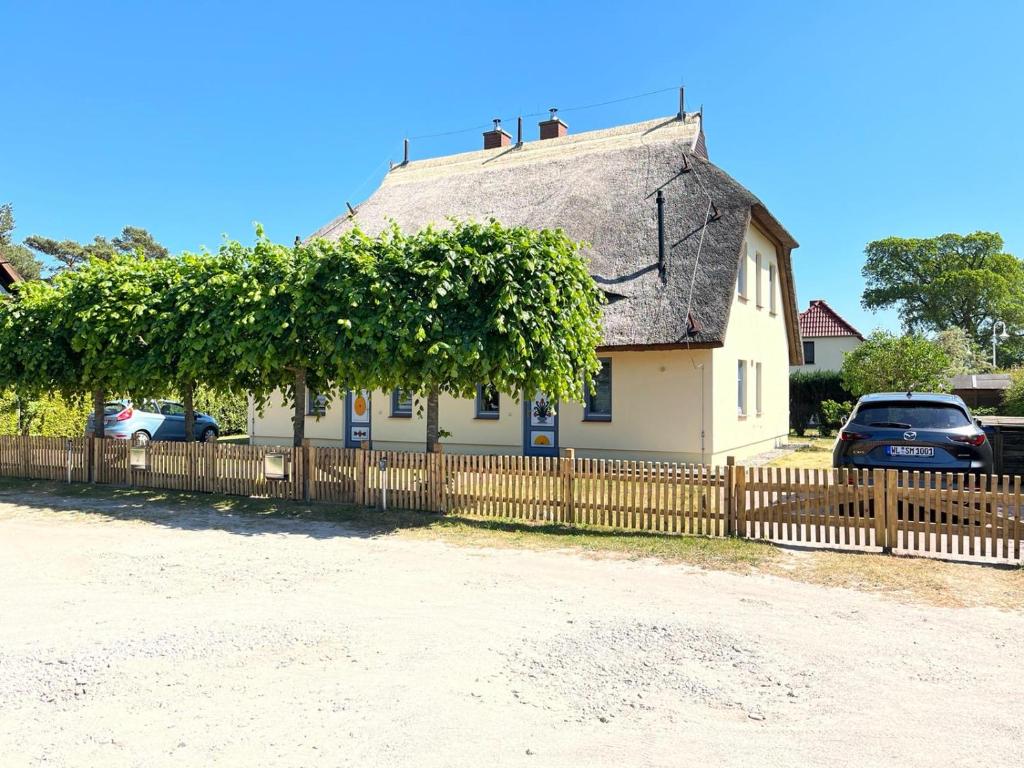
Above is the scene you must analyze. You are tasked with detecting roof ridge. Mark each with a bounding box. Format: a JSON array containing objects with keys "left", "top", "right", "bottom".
[{"left": 799, "top": 299, "right": 863, "bottom": 340}]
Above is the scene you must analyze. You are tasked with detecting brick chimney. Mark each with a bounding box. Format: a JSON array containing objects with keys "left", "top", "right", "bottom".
[
  {"left": 483, "top": 118, "right": 511, "bottom": 149},
  {"left": 539, "top": 108, "right": 568, "bottom": 140}
]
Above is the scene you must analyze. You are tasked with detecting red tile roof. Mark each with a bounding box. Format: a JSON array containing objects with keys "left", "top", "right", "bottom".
[{"left": 799, "top": 299, "right": 863, "bottom": 340}]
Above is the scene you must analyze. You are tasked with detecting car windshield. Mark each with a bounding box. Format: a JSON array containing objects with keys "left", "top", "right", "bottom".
[
  {"left": 103, "top": 402, "right": 126, "bottom": 415},
  {"left": 852, "top": 403, "right": 971, "bottom": 430}
]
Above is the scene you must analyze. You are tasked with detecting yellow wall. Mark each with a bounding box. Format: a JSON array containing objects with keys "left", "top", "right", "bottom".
[
  {"left": 710, "top": 221, "right": 791, "bottom": 463},
  {"left": 251, "top": 349, "right": 715, "bottom": 462}
]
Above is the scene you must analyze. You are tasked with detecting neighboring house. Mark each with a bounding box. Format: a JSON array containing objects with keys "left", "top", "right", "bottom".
[
  {"left": 792, "top": 299, "right": 863, "bottom": 373},
  {"left": 251, "top": 109, "right": 802, "bottom": 463}
]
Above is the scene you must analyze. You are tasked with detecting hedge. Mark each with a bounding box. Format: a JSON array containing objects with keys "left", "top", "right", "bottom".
[{"left": 790, "top": 371, "right": 852, "bottom": 436}]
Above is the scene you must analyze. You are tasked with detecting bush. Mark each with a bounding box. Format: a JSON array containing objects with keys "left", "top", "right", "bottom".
[
  {"left": 1001, "top": 369, "right": 1024, "bottom": 417},
  {"left": 790, "top": 370, "right": 850, "bottom": 435},
  {"left": 819, "top": 399, "right": 854, "bottom": 438},
  {"left": 0, "top": 390, "right": 91, "bottom": 437},
  {"left": 192, "top": 386, "right": 248, "bottom": 435}
]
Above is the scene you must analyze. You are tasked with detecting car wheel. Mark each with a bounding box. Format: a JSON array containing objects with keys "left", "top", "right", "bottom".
[
  {"left": 201, "top": 427, "right": 218, "bottom": 443},
  {"left": 133, "top": 430, "right": 151, "bottom": 446}
]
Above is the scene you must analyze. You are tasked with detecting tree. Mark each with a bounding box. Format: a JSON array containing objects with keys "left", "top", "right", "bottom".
[
  {"left": 0, "top": 203, "right": 43, "bottom": 281},
  {"left": 361, "top": 220, "right": 605, "bottom": 452},
  {"left": 862, "top": 232, "right": 1024, "bottom": 353},
  {"left": 840, "top": 331, "right": 952, "bottom": 397},
  {"left": 934, "top": 327, "right": 991, "bottom": 375},
  {"left": 24, "top": 225, "right": 168, "bottom": 271}
]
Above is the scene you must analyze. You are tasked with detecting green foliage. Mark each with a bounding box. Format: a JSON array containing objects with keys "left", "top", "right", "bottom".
[
  {"left": 934, "top": 327, "right": 992, "bottom": 375},
  {"left": 24, "top": 225, "right": 168, "bottom": 272},
  {"left": 818, "top": 399, "right": 854, "bottom": 438},
  {"left": 1000, "top": 369, "right": 1024, "bottom": 417},
  {"left": 0, "top": 390, "right": 90, "bottom": 437},
  {"left": 0, "top": 203, "right": 43, "bottom": 281},
  {"left": 789, "top": 370, "right": 850, "bottom": 435},
  {"left": 192, "top": 385, "right": 247, "bottom": 435},
  {"left": 862, "top": 232, "right": 1024, "bottom": 359},
  {"left": 840, "top": 330, "right": 952, "bottom": 397}
]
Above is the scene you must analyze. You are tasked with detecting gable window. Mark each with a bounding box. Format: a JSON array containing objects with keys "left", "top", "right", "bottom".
[
  {"left": 755, "top": 252, "right": 764, "bottom": 308},
  {"left": 475, "top": 385, "right": 500, "bottom": 419},
  {"left": 391, "top": 388, "right": 413, "bottom": 418},
  {"left": 584, "top": 358, "right": 613, "bottom": 421},
  {"left": 737, "top": 360, "right": 747, "bottom": 417},
  {"left": 737, "top": 244, "right": 748, "bottom": 299},
  {"left": 803, "top": 340, "right": 816, "bottom": 365},
  {"left": 755, "top": 362, "right": 763, "bottom": 416},
  {"left": 768, "top": 263, "right": 777, "bottom": 314},
  {"left": 307, "top": 390, "right": 328, "bottom": 417}
]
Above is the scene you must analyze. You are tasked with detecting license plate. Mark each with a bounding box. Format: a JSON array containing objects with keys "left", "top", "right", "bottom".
[{"left": 887, "top": 446, "right": 934, "bottom": 457}]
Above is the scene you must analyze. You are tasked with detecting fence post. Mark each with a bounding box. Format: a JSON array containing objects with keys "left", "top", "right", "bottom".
[
  {"left": 724, "top": 456, "right": 736, "bottom": 536},
  {"left": 204, "top": 440, "right": 217, "bottom": 494},
  {"left": 871, "top": 468, "right": 886, "bottom": 551},
  {"left": 355, "top": 443, "right": 368, "bottom": 507},
  {"left": 91, "top": 438, "right": 102, "bottom": 484},
  {"left": 560, "top": 448, "right": 576, "bottom": 526},
  {"left": 431, "top": 444, "right": 445, "bottom": 513},
  {"left": 305, "top": 441, "right": 316, "bottom": 502},
  {"left": 735, "top": 464, "right": 747, "bottom": 539},
  {"left": 884, "top": 469, "right": 897, "bottom": 554}
]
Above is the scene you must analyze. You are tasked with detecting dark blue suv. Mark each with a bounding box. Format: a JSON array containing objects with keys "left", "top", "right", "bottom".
[{"left": 833, "top": 392, "right": 993, "bottom": 475}]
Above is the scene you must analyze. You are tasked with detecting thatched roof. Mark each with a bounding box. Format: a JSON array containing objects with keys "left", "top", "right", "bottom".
[{"left": 312, "top": 114, "right": 801, "bottom": 362}]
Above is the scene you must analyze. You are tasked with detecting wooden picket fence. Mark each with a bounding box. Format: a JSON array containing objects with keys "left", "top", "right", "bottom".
[{"left": 0, "top": 436, "right": 1021, "bottom": 564}]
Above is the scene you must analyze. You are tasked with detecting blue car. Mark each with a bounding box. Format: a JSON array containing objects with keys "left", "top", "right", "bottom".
[{"left": 86, "top": 399, "right": 220, "bottom": 444}]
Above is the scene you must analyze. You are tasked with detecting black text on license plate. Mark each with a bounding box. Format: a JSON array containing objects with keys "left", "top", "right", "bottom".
[{"left": 887, "top": 446, "right": 934, "bottom": 457}]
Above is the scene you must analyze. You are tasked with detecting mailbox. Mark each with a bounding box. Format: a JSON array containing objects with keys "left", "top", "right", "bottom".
[
  {"left": 264, "top": 452, "right": 290, "bottom": 480},
  {"left": 129, "top": 447, "right": 148, "bottom": 470}
]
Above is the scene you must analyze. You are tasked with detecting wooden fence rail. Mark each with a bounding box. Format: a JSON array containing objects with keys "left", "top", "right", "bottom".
[{"left": 0, "top": 436, "right": 1021, "bottom": 564}]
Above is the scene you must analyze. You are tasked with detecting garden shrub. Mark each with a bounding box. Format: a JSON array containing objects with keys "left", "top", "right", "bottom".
[{"left": 790, "top": 371, "right": 851, "bottom": 435}]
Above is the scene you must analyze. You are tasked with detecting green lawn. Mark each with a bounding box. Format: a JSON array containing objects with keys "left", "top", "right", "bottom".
[{"left": 766, "top": 431, "right": 835, "bottom": 470}]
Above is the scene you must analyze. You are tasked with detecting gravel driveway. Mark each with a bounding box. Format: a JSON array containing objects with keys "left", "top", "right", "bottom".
[{"left": 1, "top": 491, "right": 1022, "bottom": 767}]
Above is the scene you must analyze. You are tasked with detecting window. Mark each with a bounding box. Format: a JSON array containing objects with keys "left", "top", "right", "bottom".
[
  {"left": 768, "top": 263, "right": 777, "bottom": 314},
  {"left": 475, "top": 385, "right": 500, "bottom": 419},
  {"left": 737, "top": 360, "right": 747, "bottom": 416},
  {"left": 851, "top": 403, "right": 971, "bottom": 429},
  {"left": 307, "top": 390, "right": 327, "bottom": 417},
  {"left": 161, "top": 401, "right": 186, "bottom": 417},
  {"left": 390, "top": 389, "right": 413, "bottom": 418},
  {"left": 737, "top": 243, "right": 748, "bottom": 298},
  {"left": 755, "top": 362, "right": 763, "bottom": 416},
  {"left": 803, "top": 340, "right": 816, "bottom": 365},
  {"left": 755, "top": 252, "right": 763, "bottom": 308},
  {"left": 584, "top": 358, "right": 613, "bottom": 421}
]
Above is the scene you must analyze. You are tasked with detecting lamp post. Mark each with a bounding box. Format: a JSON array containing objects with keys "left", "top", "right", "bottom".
[{"left": 992, "top": 320, "right": 1010, "bottom": 368}]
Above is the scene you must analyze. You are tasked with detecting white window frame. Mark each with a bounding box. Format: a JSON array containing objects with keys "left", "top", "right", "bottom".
[
  {"left": 755, "top": 362, "right": 763, "bottom": 416},
  {"left": 737, "top": 360, "right": 747, "bottom": 417},
  {"left": 737, "top": 243, "right": 748, "bottom": 299},
  {"left": 755, "top": 252, "right": 763, "bottom": 308},
  {"left": 768, "top": 263, "right": 777, "bottom": 315}
]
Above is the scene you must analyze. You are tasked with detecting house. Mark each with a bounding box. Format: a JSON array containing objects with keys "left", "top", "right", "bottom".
[
  {"left": 791, "top": 299, "right": 863, "bottom": 373},
  {"left": 250, "top": 106, "right": 802, "bottom": 463}
]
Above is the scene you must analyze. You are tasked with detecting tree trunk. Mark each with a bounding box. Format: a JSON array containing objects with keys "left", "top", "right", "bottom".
[
  {"left": 425, "top": 388, "right": 439, "bottom": 453},
  {"left": 292, "top": 368, "right": 306, "bottom": 448},
  {"left": 92, "top": 388, "right": 105, "bottom": 439},
  {"left": 183, "top": 382, "right": 196, "bottom": 442}
]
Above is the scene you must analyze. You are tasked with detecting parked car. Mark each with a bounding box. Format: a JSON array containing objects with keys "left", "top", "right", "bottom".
[
  {"left": 833, "top": 392, "right": 993, "bottom": 475},
  {"left": 85, "top": 400, "right": 220, "bottom": 444}
]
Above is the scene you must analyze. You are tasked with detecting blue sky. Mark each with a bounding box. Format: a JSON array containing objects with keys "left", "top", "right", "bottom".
[{"left": 3, "top": 0, "right": 1022, "bottom": 334}]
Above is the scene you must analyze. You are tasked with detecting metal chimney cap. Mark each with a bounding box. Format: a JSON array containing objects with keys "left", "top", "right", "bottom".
[
  {"left": 492, "top": 118, "right": 502, "bottom": 130},
  {"left": 548, "top": 107, "right": 558, "bottom": 119}
]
